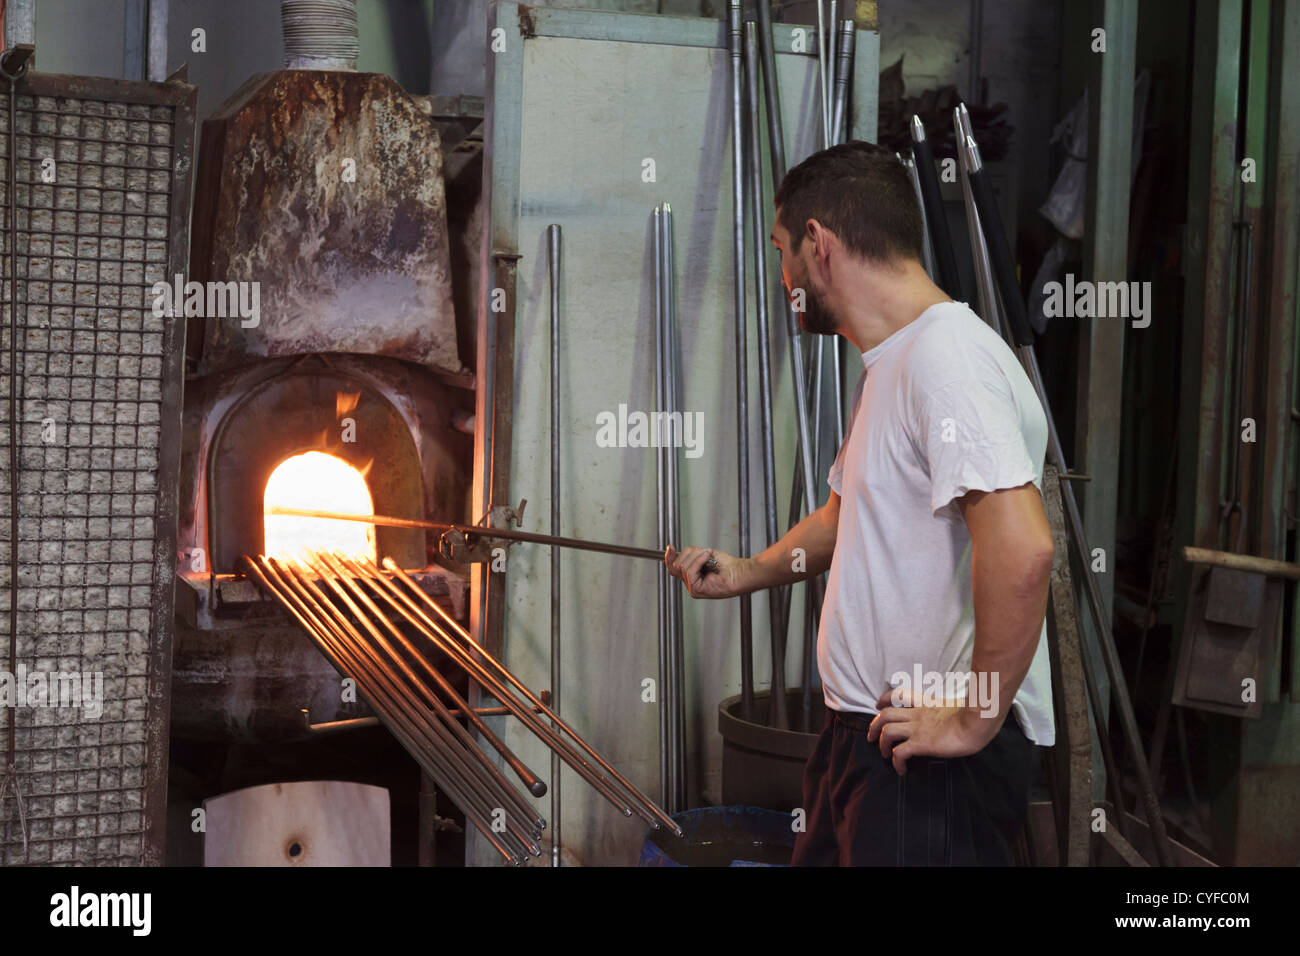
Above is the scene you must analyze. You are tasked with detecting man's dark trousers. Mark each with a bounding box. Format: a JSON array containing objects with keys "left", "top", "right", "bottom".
[{"left": 791, "top": 707, "right": 1035, "bottom": 866}]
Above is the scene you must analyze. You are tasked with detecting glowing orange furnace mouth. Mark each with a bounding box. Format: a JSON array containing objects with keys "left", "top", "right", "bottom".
[{"left": 263, "top": 450, "right": 376, "bottom": 561}]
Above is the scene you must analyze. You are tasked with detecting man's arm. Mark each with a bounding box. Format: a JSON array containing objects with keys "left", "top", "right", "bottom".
[
  {"left": 666, "top": 490, "right": 840, "bottom": 599},
  {"left": 867, "top": 481, "right": 1053, "bottom": 773},
  {"left": 961, "top": 482, "right": 1055, "bottom": 727}
]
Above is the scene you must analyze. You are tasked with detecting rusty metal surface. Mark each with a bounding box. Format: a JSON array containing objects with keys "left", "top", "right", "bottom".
[
  {"left": 1174, "top": 568, "right": 1282, "bottom": 717},
  {"left": 0, "top": 69, "right": 195, "bottom": 866},
  {"left": 1042, "top": 465, "right": 1092, "bottom": 867},
  {"left": 189, "top": 70, "right": 461, "bottom": 375}
]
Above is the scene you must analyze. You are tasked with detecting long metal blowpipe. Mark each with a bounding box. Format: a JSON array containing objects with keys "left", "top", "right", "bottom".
[
  {"left": 959, "top": 126, "right": 1174, "bottom": 867},
  {"left": 753, "top": 0, "right": 822, "bottom": 714},
  {"left": 267, "top": 506, "right": 667, "bottom": 562},
  {"left": 743, "top": 19, "right": 790, "bottom": 730},
  {"left": 830, "top": 18, "right": 855, "bottom": 149},
  {"left": 727, "top": 0, "right": 755, "bottom": 724},
  {"left": 279, "top": 555, "right": 546, "bottom": 838},
  {"left": 246, "top": 557, "right": 532, "bottom": 863},
  {"left": 246, "top": 558, "right": 521, "bottom": 859},
  {"left": 655, "top": 203, "right": 683, "bottom": 813},
  {"left": 371, "top": 555, "right": 669, "bottom": 830},
  {"left": 815, "top": 0, "right": 831, "bottom": 147},
  {"left": 307, "top": 550, "right": 548, "bottom": 801},
  {"left": 827, "top": 17, "right": 856, "bottom": 447},
  {"left": 953, "top": 108, "right": 1000, "bottom": 333},
  {"left": 379, "top": 556, "right": 683, "bottom": 835},
  {"left": 337, "top": 555, "right": 649, "bottom": 825},
  {"left": 274, "top": 555, "right": 548, "bottom": 857},
  {"left": 266, "top": 554, "right": 544, "bottom": 833},
  {"left": 547, "top": 221, "right": 563, "bottom": 867},
  {"left": 652, "top": 204, "right": 671, "bottom": 808},
  {"left": 909, "top": 114, "right": 962, "bottom": 298},
  {"left": 661, "top": 202, "right": 688, "bottom": 812},
  {"left": 901, "top": 152, "right": 937, "bottom": 280}
]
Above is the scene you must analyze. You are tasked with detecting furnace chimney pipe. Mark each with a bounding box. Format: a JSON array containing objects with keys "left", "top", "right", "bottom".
[{"left": 281, "top": 0, "right": 359, "bottom": 71}]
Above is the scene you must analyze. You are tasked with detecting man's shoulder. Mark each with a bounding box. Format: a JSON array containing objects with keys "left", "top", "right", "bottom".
[{"left": 901, "top": 302, "right": 1011, "bottom": 396}]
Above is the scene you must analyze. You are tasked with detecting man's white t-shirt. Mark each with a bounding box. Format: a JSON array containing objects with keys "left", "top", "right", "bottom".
[{"left": 819, "top": 299, "right": 1056, "bottom": 746}]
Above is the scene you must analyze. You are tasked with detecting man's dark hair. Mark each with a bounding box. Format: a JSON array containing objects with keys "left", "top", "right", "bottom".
[{"left": 774, "top": 141, "right": 924, "bottom": 266}]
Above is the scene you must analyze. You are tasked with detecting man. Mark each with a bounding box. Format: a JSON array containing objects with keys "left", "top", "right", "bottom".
[{"left": 666, "top": 141, "right": 1056, "bottom": 866}]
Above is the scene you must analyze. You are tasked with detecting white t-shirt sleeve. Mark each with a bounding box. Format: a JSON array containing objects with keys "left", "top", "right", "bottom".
[
  {"left": 827, "top": 370, "right": 867, "bottom": 496},
  {"left": 917, "top": 375, "right": 1038, "bottom": 522}
]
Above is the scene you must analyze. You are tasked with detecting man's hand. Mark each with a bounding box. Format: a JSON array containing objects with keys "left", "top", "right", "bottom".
[
  {"left": 866, "top": 688, "right": 1001, "bottom": 775},
  {"left": 665, "top": 546, "right": 746, "bottom": 599}
]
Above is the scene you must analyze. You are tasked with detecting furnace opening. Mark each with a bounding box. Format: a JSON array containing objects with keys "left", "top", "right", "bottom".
[{"left": 263, "top": 451, "right": 376, "bottom": 561}]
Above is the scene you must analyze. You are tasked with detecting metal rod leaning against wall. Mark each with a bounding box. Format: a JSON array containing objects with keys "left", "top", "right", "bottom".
[
  {"left": 815, "top": 0, "right": 831, "bottom": 145},
  {"left": 960, "top": 128, "right": 1175, "bottom": 868},
  {"left": 547, "top": 222, "right": 563, "bottom": 867},
  {"left": 956, "top": 132, "right": 1136, "bottom": 842},
  {"left": 727, "top": 0, "right": 756, "bottom": 723},
  {"left": 743, "top": 20, "right": 790, "bottom": 730},
  {"left": 652, "top": 205, "right": 676, "bottom": 811},
  {"left": 909, "top": 115, "right": 961, "bottom": 298},
  {"left": 901, "top": 153, "right": 937, "bottom": 280},
  {"left": 753, "top": 11, "right": 826, "bottom": 706},
  {"left": 666, "top": 204, "right": 688, "bottom": 809},
  {"left": 953, "top": 106, "right": 1002, "bottom": 334},
  {"left": 794, "top": 15, "right": 860, "bottom": 724},
  {"left": 827, "top": 17, "right": 856, "bottom": 447},
  {"left": 831, "top": 19, "right": 855, "bottom": 149},
  {"left": 802, "top": 332, "right": 826, "bottom": 728}
]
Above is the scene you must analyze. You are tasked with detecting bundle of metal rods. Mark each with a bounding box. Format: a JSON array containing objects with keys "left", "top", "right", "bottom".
[
  {"left": 244, "top": 552, "right": 681, "bottom": 864},
  {"left": 943, "top": 109, "right": 1174, "bottom": 866},
  {"left": 652, "top": 203, "right": 687, "bottom": 811},
  {"left": 735, "top": 3, "right": 857, "bottom": 730}
]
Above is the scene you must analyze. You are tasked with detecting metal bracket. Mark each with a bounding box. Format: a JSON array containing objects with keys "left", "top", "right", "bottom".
[
  {"left": 492, "top": 498, "right": 527, "bottom": 528},
  {"left": 0, "top": 45, "right": 34, "bottom": 81},
  {"left": 450, "top": 499, "right": 528, "bottom": 563},
  {"left": 431, "top": 815, "right": 463, "bottom": 834}
]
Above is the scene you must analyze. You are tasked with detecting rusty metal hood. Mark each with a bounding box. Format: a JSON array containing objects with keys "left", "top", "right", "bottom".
[{"left": 189, "top": 69, "right": 462, "bottom": 375}]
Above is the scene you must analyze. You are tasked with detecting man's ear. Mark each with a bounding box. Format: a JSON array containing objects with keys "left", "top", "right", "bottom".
[{"left": 805, "top": 219, "right": 833, "bottom": 278}]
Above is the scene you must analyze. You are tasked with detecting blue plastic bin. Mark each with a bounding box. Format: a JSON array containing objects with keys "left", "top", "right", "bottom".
[{"left": 637, "top": 806, "right": 796, "bottom": 867}]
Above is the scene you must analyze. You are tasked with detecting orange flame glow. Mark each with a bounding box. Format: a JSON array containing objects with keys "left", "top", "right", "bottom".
[
  {"left": 336, "top": 390, "right": 361, "bottom": 418},
  {"left": 263, "top": 451, "right": 376, "bottom": 561}
]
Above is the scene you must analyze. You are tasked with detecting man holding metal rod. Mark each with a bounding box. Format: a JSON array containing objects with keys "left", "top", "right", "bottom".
[{"left": 666, "top": 141, "right": 1056, "bottom": 866}]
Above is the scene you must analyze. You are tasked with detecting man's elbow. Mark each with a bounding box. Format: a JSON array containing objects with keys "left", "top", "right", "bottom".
[
  {"left": 1032, "top": 530, "right": 1055, "bottom": 573},
  {"left": 993, "top": 525, "right": 1054, "bottom": 594},
  {"left": 1021, "top": 531, "right": 1055, "bottom": 592}
]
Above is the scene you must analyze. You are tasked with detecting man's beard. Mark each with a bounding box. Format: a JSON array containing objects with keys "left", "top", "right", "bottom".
[{"left": 796, "top": 279, "right": 838, "bottom": 336}]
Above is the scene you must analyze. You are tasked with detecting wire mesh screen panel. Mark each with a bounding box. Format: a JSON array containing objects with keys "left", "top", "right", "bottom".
[{"left": 0, "top": 71, "right": 195, "bottom": 866}]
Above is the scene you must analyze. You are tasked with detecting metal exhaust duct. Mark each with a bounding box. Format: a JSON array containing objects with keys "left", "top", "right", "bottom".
[{"left": 281, "top": 0, "right": 360, "bottom": 72}]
